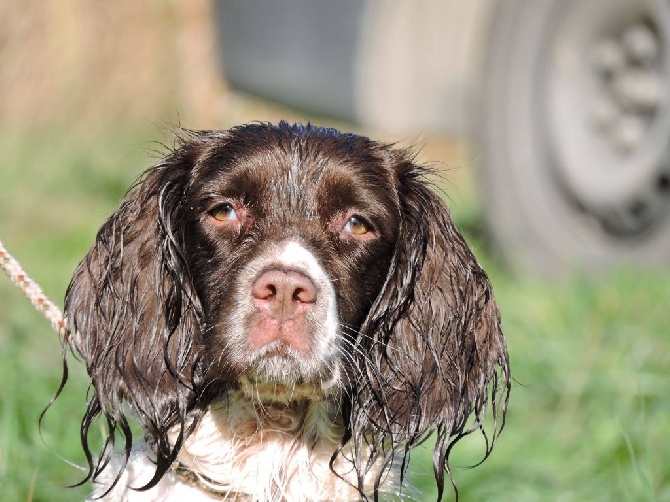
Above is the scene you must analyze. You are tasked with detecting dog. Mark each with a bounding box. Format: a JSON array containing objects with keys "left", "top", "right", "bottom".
[{"left": 57, "top": 122, "right": 510, "bottom": 501}]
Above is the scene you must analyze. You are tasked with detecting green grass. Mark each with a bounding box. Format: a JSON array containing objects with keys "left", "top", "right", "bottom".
[
  {"left": 0, "top": 125, "right": 155, "bottom": 501},
  {"left": 1, "top": 126, "right": 668, "bottom": 501},
  {"left": 411, "top": 270, "right": 670, "bottom": 501}
]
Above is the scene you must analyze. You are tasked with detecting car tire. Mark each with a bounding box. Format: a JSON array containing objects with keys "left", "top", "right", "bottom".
[{"left": 478, "top": 0, "right": 670, "bottom": 277}]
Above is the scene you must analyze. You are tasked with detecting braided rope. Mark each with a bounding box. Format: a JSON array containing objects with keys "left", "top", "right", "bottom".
[{"left": 0, "top": 238, "right": 67, "bottom": 337}]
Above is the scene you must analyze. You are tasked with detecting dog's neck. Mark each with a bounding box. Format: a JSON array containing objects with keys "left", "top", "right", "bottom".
[
  {"left": 172, "top": 391, "right": 387, "bottom": 501},
  {"left": 89, "top": 389, "right": 403, "bottom": 500}
]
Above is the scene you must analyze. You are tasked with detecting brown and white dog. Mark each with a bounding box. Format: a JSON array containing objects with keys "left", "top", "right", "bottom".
[{"left": 58, "top": 122, "right": 510, "bottom": 501}]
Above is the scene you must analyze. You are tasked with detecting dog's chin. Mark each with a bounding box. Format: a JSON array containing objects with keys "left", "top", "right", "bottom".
[{"left": 239, "top": 351, "right": 342, "bottom": 403}]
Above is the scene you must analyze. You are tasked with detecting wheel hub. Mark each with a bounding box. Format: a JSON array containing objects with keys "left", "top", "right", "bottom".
[{"left": 546, "top": 0, "right": 670, "bottom": 235}]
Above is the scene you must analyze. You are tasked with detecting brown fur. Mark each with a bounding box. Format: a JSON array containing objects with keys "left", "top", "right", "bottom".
[{"left": 57, "top": 122, "right": 510, "bottom": 501}]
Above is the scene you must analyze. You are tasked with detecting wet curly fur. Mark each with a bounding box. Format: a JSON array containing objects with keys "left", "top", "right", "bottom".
[{"left": 54, "top": 122, "right": 510, "bottom": 501}]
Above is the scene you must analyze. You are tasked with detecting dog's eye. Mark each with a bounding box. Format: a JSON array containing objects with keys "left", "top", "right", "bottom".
[
  {"left": 343, "top": 215, "right": 370, "bottom": 236},
  {"left": 209, "top": 203, "right": 238, "bottom": 223}
]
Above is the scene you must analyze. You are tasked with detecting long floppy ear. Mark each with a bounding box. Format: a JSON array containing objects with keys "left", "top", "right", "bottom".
[
  {"left": 62, "top": 134, "right": 209, "bottom": 492},
  {"left": 351, "top": 152, "right": 510, "bottom": 500}
]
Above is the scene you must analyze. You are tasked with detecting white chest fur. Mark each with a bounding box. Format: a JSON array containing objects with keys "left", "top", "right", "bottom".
[{"left": 90, "top": 396, "right": 398, "bottom": 501}]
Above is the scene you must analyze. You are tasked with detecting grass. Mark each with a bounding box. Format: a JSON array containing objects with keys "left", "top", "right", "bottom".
[
  {"left": 0, "top": 125, "right": 668, "bottom": 501},
  {"left": 412, "top": 270, "right": 669, "bottom": 501}
]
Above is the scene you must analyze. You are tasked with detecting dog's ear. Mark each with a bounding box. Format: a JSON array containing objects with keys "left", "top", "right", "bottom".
[
  {"left": 63, "top": 133, "right": 211, "bottom": 490},
  {"left": 352, "top": 152, "right": 510, "bottom": 499}
]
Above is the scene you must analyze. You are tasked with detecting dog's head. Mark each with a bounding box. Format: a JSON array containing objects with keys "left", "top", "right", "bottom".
[{"left": 62, "top": 122, "right": 509, "bottom": 498}]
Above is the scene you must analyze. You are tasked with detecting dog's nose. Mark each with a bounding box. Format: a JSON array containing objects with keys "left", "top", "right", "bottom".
[{"left": 252, "top": 269, "right": 317, "bottom": 320}]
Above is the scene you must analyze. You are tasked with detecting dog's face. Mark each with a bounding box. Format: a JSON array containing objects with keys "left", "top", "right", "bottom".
[
  {"left": 61, "top": 123, "right": 510, "bottom": 499},
  {"left": 181, "top": 133, "right": 400, "bottom": 395}
]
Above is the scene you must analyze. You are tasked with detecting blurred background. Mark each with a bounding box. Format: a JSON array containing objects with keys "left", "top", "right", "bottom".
[{"left": 0, "top": 0, "right": 668, "bottom": 500}]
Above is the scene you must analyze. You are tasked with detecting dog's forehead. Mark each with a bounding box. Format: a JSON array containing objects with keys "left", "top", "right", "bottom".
[{"left": 194, "top": 137, "right": 397, "bottom": 208}]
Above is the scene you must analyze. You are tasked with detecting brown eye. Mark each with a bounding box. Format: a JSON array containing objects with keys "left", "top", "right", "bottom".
[
  {"left": 209, "top": 203, "right": 238, "bottom": 223},
  {"left": 343, "top": 215, "right": 370, "bottom": 235}
]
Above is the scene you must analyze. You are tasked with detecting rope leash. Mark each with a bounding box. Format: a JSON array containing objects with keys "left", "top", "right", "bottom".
[{"left": 0, "top": 238, "right": 67, "bottom": 337}]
